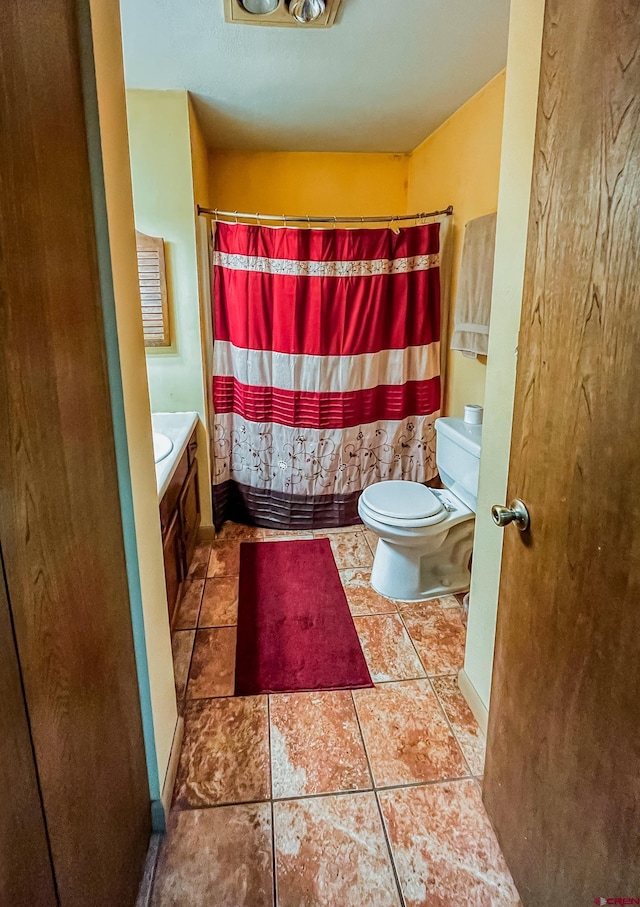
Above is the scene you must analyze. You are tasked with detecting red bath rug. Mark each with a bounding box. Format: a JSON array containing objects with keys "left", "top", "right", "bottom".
[{"left": 235, "top": 538, "right": 373, "bottom": 695}]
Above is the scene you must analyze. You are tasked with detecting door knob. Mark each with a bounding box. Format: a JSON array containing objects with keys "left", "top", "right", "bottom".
[{"left": 491, "top": 499, "right": 530, "bottom": 531}]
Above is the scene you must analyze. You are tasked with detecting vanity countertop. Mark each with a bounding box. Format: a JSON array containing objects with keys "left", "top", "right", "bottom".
[{"left": 152, "top": 411, "right": 199, "bottom": 500}]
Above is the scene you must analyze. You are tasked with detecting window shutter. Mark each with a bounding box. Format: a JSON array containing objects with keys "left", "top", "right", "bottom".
[{"left": 136, "top": 231, "right": 170, "bottom": 347}]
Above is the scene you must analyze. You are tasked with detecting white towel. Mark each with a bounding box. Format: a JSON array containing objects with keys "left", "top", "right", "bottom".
[{"left": 451, "top": 212, "right": 497, "bottom": 358}]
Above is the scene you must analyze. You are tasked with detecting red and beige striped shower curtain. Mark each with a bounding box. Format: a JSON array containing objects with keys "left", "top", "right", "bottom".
[{"left": 210, "top": 221, "right": 442, "bottom": 530}]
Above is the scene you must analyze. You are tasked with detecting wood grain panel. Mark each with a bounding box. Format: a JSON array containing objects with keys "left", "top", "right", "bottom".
[
  {"left": 0, "top": 2, "right": 150, "bottom": 904},
  {"left": 484, "top": 1, "right": 640, "bottom": 903},
  {"left": 0, "top": 552, "right": 58, "bottom": 907}
]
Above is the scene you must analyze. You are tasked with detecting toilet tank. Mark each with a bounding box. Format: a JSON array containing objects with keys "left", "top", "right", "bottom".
[{"left": 435, "top": 417, "right": 482, "bottom": 512}]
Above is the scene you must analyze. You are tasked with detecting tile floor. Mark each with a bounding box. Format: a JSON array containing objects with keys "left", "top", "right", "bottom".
[{"left": 156, "top": 524, "right": 520, "bottom": 907}]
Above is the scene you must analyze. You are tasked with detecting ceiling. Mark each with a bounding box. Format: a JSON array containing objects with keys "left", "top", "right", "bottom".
[{"left": 120, "top": 0, "right": 510, "bottom": 154}]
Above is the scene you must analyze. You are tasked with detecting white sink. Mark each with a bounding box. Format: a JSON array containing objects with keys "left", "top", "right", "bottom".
[{"left": 153, "top": 432, "right": 173, "bottom": 464}]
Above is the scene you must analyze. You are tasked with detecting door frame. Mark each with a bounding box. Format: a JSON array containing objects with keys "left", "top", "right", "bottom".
[{"left": 459, "top": 0, "right": 547, "bottom": 731}]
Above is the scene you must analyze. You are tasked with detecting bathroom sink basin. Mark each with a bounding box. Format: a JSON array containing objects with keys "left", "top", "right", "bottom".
[{"left": 153, "top": 432, "right": 173, "bottom": 464}]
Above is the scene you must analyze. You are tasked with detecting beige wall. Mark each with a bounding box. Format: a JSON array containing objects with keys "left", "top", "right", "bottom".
[
  {"left": 126, "top": 89, "right": 213, "bottom": 526},
  {"left": 89, "top": 0, "right": 177, "bottom": 801},
  {"left": 208, "top": 151, "right": 409, "bottom": 216},
  {"left": 462, "top": 0, "right": 546, "bottom": 715},
  {"left": 407, "top": 72, "right": 506, "bottom": 417}
]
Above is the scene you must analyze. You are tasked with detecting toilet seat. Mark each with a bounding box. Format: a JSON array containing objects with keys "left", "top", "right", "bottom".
[{"left": 360, "top": 481, "right": 448, "bottom": 529}]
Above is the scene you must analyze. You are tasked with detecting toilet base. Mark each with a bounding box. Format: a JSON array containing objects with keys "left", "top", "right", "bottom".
[{"left": 370, "top": 521, "right": 474, "bottom": 602}]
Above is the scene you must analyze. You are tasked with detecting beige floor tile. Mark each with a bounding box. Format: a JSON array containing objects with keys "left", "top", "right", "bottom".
[
  {"left": 431, "top": 676, "right": 486, "bottom": 776},
  {"left": 379, "top": 780, "right": 521, "bottom": 906},
  {"left": 353, "top": 680, "right": 467, "bottom": 787},
  {"left": 199, "top": 576, "right": 238, "bottom": 627},
  {"left": 438, "top": 594, "right": 464, "bottom": 608},
  {"left": 171, "top": 630, "right": 195, "bottom": 709},
  {"left": 316, "top": 524, "right": 364, "bottom": 534},
  {"left": 340, "top": 568, "right": 396, "bottom": 616},
  {"left": 150, "top": 803, "right": 274, "bottom": 907},
  {"left": 174, "top": 696, "right": 270, "bottom": 808},
  {"left": 315, "top": 529, "right": 374, "bottom": 569},
  {"left": 400, "top": 601, "right": 467, "bottom": 675},
  {"left": 172, "top": 578, "right": 204, "bottom": 630},
  {"left": 269, "top": 691, "right": 371, "bottom": 799},
  {"left": 187, "top": 627, "right": 236, "bottom": 699},
  {"left": 187, "top": 542, "right": 211, "bottom": 580},
  {"left": 363, "top": 528, "right": 379, "bottom": 555},
  {"left": 274, "top": 792, "right": 400, "bottom": 907},
  {"left": 207, "top": 540, "right": 241, "bottom": 577},
  {"left": 354, "top": 614, "right": 425, "bottom": 682},
  {"left": 215, "top": 522, "right": 263, "bottom": 541},
  {"left": 261, "top": 529, "right": 315, "bottom": 540}
]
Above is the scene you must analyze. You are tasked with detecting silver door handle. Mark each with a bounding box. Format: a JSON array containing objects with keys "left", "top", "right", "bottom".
[{"left": 491, "top": 499, "right": 530, "bottom": 531}]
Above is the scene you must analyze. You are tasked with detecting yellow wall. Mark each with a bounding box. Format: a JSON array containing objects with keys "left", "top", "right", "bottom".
[
  {"left": 462, "top": 0, "right": 546, "bottom": 718},
  {"left": 89, "top": 0, "right": 177, "bottom": 803},
  {"left": 208, "top": 151, "right": 409, "bottom": 217},
  {"left": 126, "top": 89, "right": 213, "bottom": 526},
  {"left": 407, "top": 72, "right": 506, "bottom": 417}
]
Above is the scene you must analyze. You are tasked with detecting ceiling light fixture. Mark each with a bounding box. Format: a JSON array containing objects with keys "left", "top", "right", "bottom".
[
  {"left": 240, "top": 0, "right": 279, "bottom": 14},
  {"left": 289, "top": 0, "right": 326, "bottom": 24}
]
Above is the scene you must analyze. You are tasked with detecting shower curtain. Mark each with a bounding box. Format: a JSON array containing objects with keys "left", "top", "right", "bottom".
[{"left": 210, "top": 220, "right": 443, "bottom": 530}]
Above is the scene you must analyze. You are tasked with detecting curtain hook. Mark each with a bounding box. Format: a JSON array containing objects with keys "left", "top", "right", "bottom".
[
  {"left": 234, "top": 210, "right": 239, "bottom": 225},
  {"left": 256, "top": 212, "right": 260, "bottom": 227},
  {"left": 307, "top": 214, "right": 311, "bottom": 230},
  {"left": 391, "top": 215, "right": 401, "bottom": 235},
  {"left": 214, "top": 208, "right": 219, "bottom": 222},
  {"left": 283, "top": 213, "right": 287, "bottom": 229},
  {"left": 333, "top": 215, "right": 337, "bottom": 231}
]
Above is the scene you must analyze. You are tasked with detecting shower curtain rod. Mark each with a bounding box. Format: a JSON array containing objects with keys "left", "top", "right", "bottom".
[{"left": 196, "top": 204, "right": 453, "bottom": 226}]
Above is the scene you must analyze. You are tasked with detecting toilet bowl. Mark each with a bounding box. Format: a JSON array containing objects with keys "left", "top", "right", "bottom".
[{"left": 358, "top": 417, "right": 481, "bottom": 601}]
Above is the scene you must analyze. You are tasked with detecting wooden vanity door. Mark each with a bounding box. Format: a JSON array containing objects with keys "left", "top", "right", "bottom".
[{"left": 180, "top": 459, "right": 201, "bottom": 568}]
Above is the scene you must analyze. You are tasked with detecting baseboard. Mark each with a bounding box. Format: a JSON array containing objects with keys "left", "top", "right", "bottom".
[
  {"left": 458, "top": 668, "right": 489, "bottom": 736},
  {"left": 197, "top": 524, "right": 216, "bottom": 541},
  {"left": 161, "top": 715, "right": 184, "bottom": 820}
]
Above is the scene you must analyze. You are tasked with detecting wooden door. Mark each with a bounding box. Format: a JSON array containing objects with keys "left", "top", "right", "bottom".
[
  {"left": 0, "top": 2, "right": 150, "bottom": 905},
  {"left": 484, "top": 2, "right": 640, "bottom": 903},
  {"left": 0, "top": 551, "right": 58, "bottom": 907}
]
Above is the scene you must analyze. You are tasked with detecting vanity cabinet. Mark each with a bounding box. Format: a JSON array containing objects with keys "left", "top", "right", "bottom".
[{"left": 160, "top": 428, "right": 201, "bottom": 624}]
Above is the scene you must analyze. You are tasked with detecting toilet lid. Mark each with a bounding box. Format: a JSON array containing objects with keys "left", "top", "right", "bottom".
[{"left": 362, "top": 481, "right": 443, "bottom": 520}]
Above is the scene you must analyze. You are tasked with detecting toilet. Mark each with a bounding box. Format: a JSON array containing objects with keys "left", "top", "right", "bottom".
[{"left": 358, "top": 416, "right": 482, "bottom": 601}]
